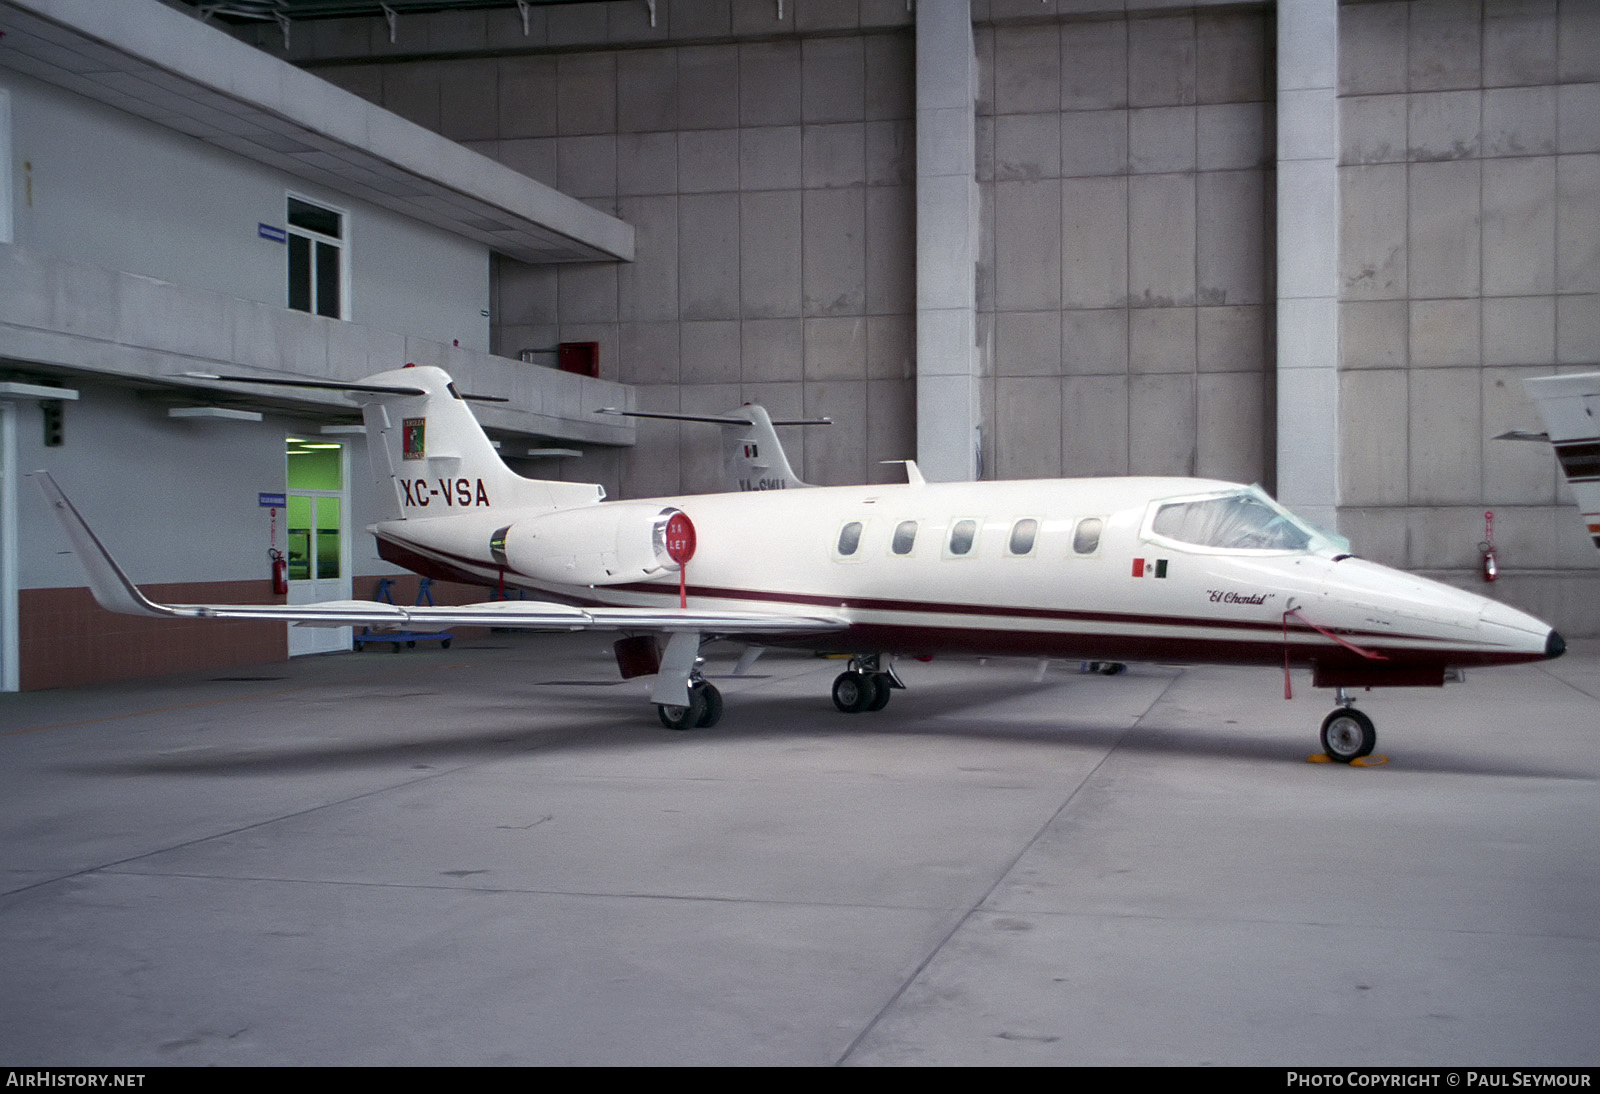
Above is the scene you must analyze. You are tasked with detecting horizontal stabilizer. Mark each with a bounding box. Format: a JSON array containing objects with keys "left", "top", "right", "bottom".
[{"left": 179, "top": 371, "right": 508, "bottom": 402}]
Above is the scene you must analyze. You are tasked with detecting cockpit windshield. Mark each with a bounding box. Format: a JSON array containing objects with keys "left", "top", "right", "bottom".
[{"left": 1149, "top": 488, "right": 1345, "bottom": 554}]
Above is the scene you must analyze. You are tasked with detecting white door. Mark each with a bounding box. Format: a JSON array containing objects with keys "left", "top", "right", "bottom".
[{"left": 286, "top": 438, "right": 350, "bottom": 655}]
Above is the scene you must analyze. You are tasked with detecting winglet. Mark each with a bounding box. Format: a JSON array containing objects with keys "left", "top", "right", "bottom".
[{"left": 29, "top": 472, "right": 177, "bottom": 619}]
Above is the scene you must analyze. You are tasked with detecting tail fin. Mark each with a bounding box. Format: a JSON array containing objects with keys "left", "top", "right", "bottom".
[
  {"left": 720, "top": 404, "right": 810, "bottom": 491},
  {"left": 1524, "top": 371, "right": 1600, "bottom": 551},
  {"left": 185, "top": 366, "right": 604, "bottom": 519}
]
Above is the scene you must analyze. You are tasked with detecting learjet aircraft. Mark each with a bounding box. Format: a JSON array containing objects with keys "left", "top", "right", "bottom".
[{"left": 34, "top": 365, "right": 1565, "bottom": 762}]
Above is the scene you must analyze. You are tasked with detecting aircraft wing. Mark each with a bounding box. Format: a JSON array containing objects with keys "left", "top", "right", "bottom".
[{"left": 31, "top": 472, "right": 847, "bottom": 637}]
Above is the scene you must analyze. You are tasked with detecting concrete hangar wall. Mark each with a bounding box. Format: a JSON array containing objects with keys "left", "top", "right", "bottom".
[
  {"left": 2, "top": 0, "right": 1597, "bottom": 693},
  {"left": 0, "top": 0, "right": 637, "bottom": 691},
  {"left": 249, "top": 0, "right": 1600, "bottom": 636}
]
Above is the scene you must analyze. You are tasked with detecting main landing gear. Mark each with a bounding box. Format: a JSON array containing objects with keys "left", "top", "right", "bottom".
[
  {"left": 1319, "top": 687, "right": 1377, "bottom": 763},
  {"left": 657, "top": 676, "right": 724, "bottom": 730},
  {"left": 831, "top": 655, "right": 901, "bottom": 714}
]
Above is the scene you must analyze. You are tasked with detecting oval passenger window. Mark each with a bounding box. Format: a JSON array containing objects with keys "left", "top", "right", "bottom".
[
  {"left": 1009, "top": 518, "right": 1038, "bottom": 555},
  {"left": 949, "top": 519, "right": 976, "bottom": 555},
  {"left": 892, "top": 520, "right": 918, "bottom": 555},
  {"left": 1073, "top": 518, "right": 1102, "bottom": 555},
  {"left": 837, "top": 521, "right": 863, "bottom": 556}
]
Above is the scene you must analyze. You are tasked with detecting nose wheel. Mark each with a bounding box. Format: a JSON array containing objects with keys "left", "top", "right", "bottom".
[{"left": 1320, "top": 706, "right": 1376, "bottom": 763}]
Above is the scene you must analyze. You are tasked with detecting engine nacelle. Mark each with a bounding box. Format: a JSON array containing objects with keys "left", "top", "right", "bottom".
[{"left": 490, "top": 503, "right": 685, "bottom": 586}]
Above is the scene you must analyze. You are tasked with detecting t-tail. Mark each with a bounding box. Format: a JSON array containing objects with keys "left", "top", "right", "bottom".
[
  {"left": 596, "top": 402, "right": 826, "bottom": 492},
  {"left": 720, "top": 404, "right": 812, "bottom": 491},
  {"left": 185, "top": 365, "right": 604, "bottom": 520},
  {"left": 354, "top": 366, "right": 602, "bottom": 519}
]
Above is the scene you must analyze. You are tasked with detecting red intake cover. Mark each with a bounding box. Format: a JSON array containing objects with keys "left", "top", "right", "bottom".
[{"left": 664, "top": 511, "right": 696, "bottom": 565}]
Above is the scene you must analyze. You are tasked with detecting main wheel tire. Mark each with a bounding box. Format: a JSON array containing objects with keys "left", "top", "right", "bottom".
[
  {"left": 865, "top": 674, "right": 892, "bottom": 711},
  {"left": 657, "top": 688, "right": 708, "bottom": 731},
  {"left": 832, "top": 671, "right": 872, "bottom": 713},
  {"left": 1320, "top": 708, "right": 1377, "bottom": 762},
  {"left": 694, "top": 682, "right": 724, "bottom": 728}
]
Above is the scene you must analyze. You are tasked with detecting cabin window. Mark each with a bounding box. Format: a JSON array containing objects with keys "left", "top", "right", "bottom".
[
  {"left": 1008, "top": 519, "right": 1038, "bottom": 556},
  {"left": 892, "top": 520, "right": 918, "bottom": 555},
  {"left": 837, "top": 521, "right": 864, "bottom": 556},
  {"left": 1072, "top": 518, "right": 1103, "bottom": 555},
  {"left": 948, "top": 519, "right": 977, "bottom": 556}
]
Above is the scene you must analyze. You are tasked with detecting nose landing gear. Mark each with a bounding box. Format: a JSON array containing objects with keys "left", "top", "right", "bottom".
[{"left": 1319, "top": 688, "right": 1376, "bottom": 762}]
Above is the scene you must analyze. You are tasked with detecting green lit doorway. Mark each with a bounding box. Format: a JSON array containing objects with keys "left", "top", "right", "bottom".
[{"left": 286, "top": 437, "right": 350, "bottom": 656}]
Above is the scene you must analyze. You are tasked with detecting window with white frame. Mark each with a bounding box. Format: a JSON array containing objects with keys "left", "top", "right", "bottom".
[{"left": 286, "top": 195, "right": 345, "bottom": 319}]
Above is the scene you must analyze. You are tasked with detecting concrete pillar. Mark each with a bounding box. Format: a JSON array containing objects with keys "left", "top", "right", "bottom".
[
  {"left": 1275, "top": 0, "right": 1340, "bottom": 531},
  {"left": 1, "top": 401, "right": 16, "bottom": 692},
  {"left": 914, "top": 0, "right": 980, "bottom": 482}
]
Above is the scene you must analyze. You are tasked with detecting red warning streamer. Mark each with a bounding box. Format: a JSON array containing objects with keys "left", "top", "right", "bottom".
[
  {"left": 1281, "top": 607, "right": 1389, "bottom": 699},
  {"left": 664, "top": 511, "right": 697, "bottom": 609}
]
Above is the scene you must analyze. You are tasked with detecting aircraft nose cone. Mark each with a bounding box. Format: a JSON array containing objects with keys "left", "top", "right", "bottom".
[{"left": 1546, "top": 630, "right": 1567, "bottom": 660}]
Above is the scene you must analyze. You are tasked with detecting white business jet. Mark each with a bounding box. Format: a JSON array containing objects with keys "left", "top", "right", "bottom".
[{"left": 34, "top": 365, "right": 1564, "bottom": 763}]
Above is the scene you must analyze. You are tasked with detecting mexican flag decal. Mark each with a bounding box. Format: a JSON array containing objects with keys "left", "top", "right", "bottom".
[{"left": 1132, "top": 558, "right": 1168, "bottom": 578}]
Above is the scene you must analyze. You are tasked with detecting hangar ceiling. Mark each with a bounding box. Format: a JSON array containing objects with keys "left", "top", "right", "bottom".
[
  {"left": 178, "top": 0, "right": 623, "bottom": 40},
  {"left": 0, "top": 0, "right": 634, "bottom": 263}
]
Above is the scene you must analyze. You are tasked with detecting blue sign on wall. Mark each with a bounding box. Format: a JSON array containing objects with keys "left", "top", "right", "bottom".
[
  {"left": 259, "top": 493, "right": 287, "bottom": 508},
  {"left": 258, "top": 223, "right": 287, "bottom": 243}
]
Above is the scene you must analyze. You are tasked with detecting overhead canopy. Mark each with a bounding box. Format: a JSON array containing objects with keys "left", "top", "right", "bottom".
[{"left": 0, "top": 0, "right": 634, "bottom": 264}]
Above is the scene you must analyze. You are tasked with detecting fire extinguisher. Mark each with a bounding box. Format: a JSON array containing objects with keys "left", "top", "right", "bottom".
[
  {"left": 268, "top": 505, "right": 288, "bottom": 594},
  {"left": 1479, "top": 510, "right": 1498, "bottom": 583}
]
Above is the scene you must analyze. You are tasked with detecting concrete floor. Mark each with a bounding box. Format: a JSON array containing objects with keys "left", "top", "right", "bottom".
[{"left": 1, "top": 633, "right": 1596, "bottom": 1066}]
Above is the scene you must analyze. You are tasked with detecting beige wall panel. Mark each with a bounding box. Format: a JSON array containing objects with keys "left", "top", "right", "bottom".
[
  {"left": 994, "top": 310, "right": 1062, "bottom": 377},
  {"left": 996, "top": 376, "right": 1064, "bottom": 480},
  {"left": 1128, "top": 173, "right": 1196, "bottom": 306},
  {"left": 1408, "top": 367, "right": 1483, "bottom": 504},
  {"left": 1196, "top": 371, "right": 1266, "bottom": 484},
  {"left": 1340, "top": 300, "right": 1409, "bottom": 369},
  {"left": 739, "top": 41, "right": 802, "bottom": 127},
  {"left": 1408, "top": 160, "right": 1482, "bottom": 298},
  {"left": 1060, "top": 19, "right": 1127, "bottom": 111},
  {"left": 804, "top": 316, "right": 869, "bottom": 381},
  {"left": 1061, "top": 176, "right": 1129, "bottom": 309},
  {"left": 1128, "top": 373, "right": 1197, "bottom": 475},
  {"left": 1339, "top": 368, "right": 1410, "bottom": 506},
  {"left": 1062, "top": 373, "right": 1129, "bottom": 476},
  {"left": 1483, "top": 156, "right": 1557, "bottom": 297},
  {"left": 680, "top": 320, "right": 742, "bottom": 384},
  {"left": 995, "top": 179, "right": 1064, "bottom": 312},
  {"left": 739, "top": 189, "right": 803, "bottom": 318},
  {"left": 1062, "top": 309, "right": 1129, "bottom": 376},
  {"left": 1129, "top": 307, "right": 1196, "bottom": 374}
]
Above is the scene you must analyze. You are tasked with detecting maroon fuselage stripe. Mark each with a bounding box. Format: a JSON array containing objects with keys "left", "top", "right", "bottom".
[{"left": 374, "top": 535, "right": 1542, "bottom": 671}]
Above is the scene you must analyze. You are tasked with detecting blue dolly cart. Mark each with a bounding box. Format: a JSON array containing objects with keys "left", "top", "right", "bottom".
[{"left": 355, "top": 577, "right": 454, "bottom": 652}]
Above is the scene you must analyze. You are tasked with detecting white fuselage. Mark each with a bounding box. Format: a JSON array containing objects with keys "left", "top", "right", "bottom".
[{"left": 372, "top": 476, "right": 1555, "bottom": 684}]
